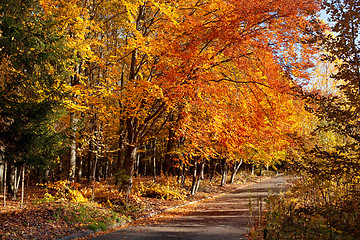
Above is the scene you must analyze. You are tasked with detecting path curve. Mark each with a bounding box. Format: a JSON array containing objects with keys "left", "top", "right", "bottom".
[{"left": 91, "top": 175, "right": 289, "bottom": 240}]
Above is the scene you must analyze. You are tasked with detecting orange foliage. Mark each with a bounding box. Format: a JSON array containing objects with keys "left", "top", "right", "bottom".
[{"left": 37, "top": 0, "right": 323, "bottom": 189}]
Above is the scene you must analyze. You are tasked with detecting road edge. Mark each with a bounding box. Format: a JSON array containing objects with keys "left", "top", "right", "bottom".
[{"left": 57, "top": 174, "right": 283, "bottom": 240}]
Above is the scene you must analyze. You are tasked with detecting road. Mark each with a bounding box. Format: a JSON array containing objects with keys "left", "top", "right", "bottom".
[{"left": 91, "top": 175, "right": 289, "bottom": 240}]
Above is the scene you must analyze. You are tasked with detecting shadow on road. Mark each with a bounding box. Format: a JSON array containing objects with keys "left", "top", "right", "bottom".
[{"left": 92, "top": 175, "right": 289, "bottom": 240}]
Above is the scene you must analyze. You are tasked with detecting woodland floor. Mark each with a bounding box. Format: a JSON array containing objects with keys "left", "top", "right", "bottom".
[
  {"left": 0, "top": 173, "right": 273, "bottom": 240},
  {"left": 88, "top": 175, "right": 289, "bottom": 240}
]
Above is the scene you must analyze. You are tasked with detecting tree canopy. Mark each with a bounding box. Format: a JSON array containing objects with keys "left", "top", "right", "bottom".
[{"left": 0, "top": 0, "right": 323, "bottom": 194}]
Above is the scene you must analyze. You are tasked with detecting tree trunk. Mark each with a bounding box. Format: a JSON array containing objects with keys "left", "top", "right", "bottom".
[
  {"left": 230, "top": 159, "right": 243, "bottom": 184},
  {"left": 91, "top": 127, "right": 101, "bottom": 202},
  {"left": 209, "top": 158, "right": 218, "bottom": 183},
  {"left": 95, "top": 155, "right": 101, "bottom": 181},
  {"left": 152, "top": 138, "right": 156, "bottom": 179},
  {"left": 91, "top": 153, "right": 98, "bottom": 203},
  {"left": 0, "top": 162, "right": 3, "bottom": 193},
  {"left": 12, "top": 166, "right": 18, "bottom": 199},
  {"left": 115, "top": 97, "right": 125, "bottom": 186},
  {"left": 3, "top": 161, "right": 7, "bottom": 207},
  {"left": 58, "top": 155, "right": 63, "bottom": 181},
  {"left": 6, "top": 164, "right": 14, "bottom": 197},
  {"left": 190, "top": 160, "right": 198, "bottom": 195},
  {"left": 134, "top": 151, "right": 140, "bottom": 178},
  {"left": 180, "top": 163, "right": 186, "bottom": 189},
  {"left": 199, "top": 161, "right": 205, "bottom": 181},
  {"left": 120, "top": 112, "right": 139, "bottom": 194},
  {"left": 103, "top": 150, "right": 109, "bottom": 181},
  {"left": 115, "top": 138, "right": 123, "bottom": 187},
  {"left": 69, "top": 62, "right": 80, "bottom": 182},
  {"left": 177, "top": 161, "right": 184, "bottom": 182},
  {"left": 221, "top": 158, "right": 228, "bottom": 187},
  {"left": 164, "top": 125, "right": 175, "bottom": 174},
  {"left": 13, "top": 166, "right": 21, "bottom": 199},
  {"left": 87, "top": 141, "right": 94, "bottom": 182},
  {"left": 122, "top": 144, "right": 137, "bottom": 194},
  {"left": 120, "top": 27, "right": 139, "bottom": 193},
  {"left": 20, "top": 165, "right": 25, "bottom": 208},
  {"left": 77, "top": 155, "right": 83, "bottom": 182},
  {"left": 195, "top": 160, "right": 204, "bottom": 193},
  {"left": 143, "top": 144, "right": 147, "bottom": 176},
  {"left": 44, "top": 167, "right": 50, "bottom": 182},
  {"left": 69, "top": 112, "right": 77, "bottom": 182}
]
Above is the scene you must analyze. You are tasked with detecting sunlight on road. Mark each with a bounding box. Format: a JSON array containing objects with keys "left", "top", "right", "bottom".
[{"left": 91, "top": 176, "right": 289, "bottom": 240}]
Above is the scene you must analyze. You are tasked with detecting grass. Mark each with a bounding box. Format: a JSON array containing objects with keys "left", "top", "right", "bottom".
[{"left": 55, "top": 201, "right": 128, "bottom": 231}]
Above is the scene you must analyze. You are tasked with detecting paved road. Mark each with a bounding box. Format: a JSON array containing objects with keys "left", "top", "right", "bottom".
[{"left": 92, "top": 175, "right": 289, "bottom": 240}]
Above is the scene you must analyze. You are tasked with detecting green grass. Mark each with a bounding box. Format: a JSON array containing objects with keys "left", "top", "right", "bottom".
[{"left": 52, "top": 201, "right": 129, "bottom": 231}]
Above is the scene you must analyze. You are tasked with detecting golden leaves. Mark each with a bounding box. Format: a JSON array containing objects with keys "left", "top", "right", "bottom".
[{"left": 37, "top": 0, "right": 322, "bottom": 168}]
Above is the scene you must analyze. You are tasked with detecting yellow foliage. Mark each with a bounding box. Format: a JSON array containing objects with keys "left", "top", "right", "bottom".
[
  {"left": 43, "top": 180, "right": 88, "bottom": 203},
  {"left": 133, "top": 178, "right": 187, "bottom": 200}
]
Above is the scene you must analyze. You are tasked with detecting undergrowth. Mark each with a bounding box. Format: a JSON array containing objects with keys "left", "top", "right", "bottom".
[
  {"left": 36, "top": 180, "right": 130, "bottom": 231},
  {"left": 249, "top": 177, "right": 360, "bottom": 240},
  {"left": 34, "top": 176, "right": 189, "bottom": 230},
  {"left": 32, "top": 172, "right": 264, "bottom": 234},
  {"left": 133, "top": 176, "right": 187, "bottom": 200},
  {"left": 54, "top": 201, "right": 129, "bottom": 231}
]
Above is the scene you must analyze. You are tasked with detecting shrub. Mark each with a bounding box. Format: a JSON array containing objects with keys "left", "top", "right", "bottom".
[
  {"left": 40, "top": 180, "right": 88, "bottom": 203},
  {"left": 250, "top": 177, "right": 360, "bottom": 240},
  {"left": 133, "top": 177, "right": 187, "bottom": 200}
]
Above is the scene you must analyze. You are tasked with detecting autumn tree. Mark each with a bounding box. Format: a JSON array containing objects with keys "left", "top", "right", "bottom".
[
  {"left": 297, "top": 0, "right": 360, "bottom": 181},
  {"left": 255, "top": 2, "right": 360, "bottom": 238},
  {"left": 107, "top": 0, "right": 322, "bottom": 193},
  {"left": 3, "top": 0, "right": 323, "bottom": 196}
]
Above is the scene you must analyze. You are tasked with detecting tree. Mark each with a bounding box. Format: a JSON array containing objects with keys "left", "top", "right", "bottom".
[
  {"left": 296, "top": 0, "right": 360, "bottom": 181},
  {"left": 12, "top": 0, "right": 322, "bottom": 195},
  {"left": 0, "top": 0, "right": 70, "bottom": 194},
  {"left": 259, "top": 2, "right": 360, "bottom": 236},
  {"left": 107, "top": 0, "right": 322, "bottom": 193}
]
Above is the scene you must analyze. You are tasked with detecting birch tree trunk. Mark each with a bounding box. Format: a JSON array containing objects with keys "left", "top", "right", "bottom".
[
  {"left": 69, "top": 62, "right": 81, "bottom": 182},
  {"left": 13, "top": 166, "right": 21, "bottom": 199},
  {"left": 20, "top": 165, "right": 25, "bottom": 208},
  {"left": 229, "top": 159, "right": 243, "bottom": 184},
  {"left": 195, "top": 161, "right": 204, "bottom": 193},
  {"left": 69, "top": 111, "right": 77, "bottom": 182},
  {"left": 3, "top": 162, "right": 7, "bottom": 207},
  {"left": 152, "top": 138, "right": 156, "bottom": 179}
]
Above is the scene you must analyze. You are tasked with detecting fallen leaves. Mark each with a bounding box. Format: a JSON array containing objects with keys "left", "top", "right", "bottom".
[
  {"left": 0, "top": 173, "right": 267, "bottom": 240},
  {"left": 0, "top": 202, "right": 86, "bottom": 239}
]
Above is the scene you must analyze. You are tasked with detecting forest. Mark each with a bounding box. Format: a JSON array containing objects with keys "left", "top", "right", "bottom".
[{"left": 0, "top": 0, "right": 360, "bottom": 239}]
